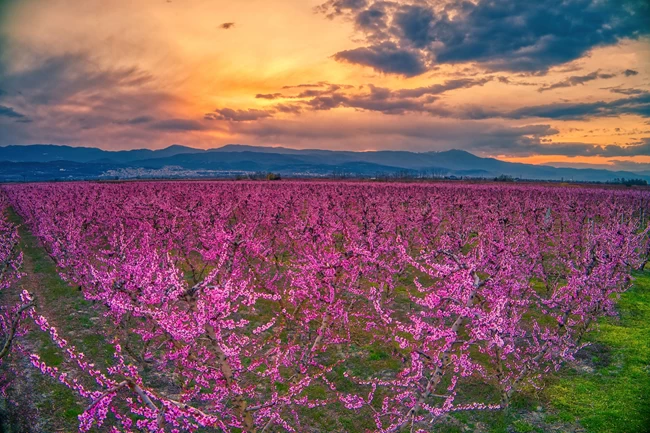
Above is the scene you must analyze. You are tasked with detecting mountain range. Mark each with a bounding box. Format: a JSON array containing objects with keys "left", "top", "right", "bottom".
[{"left": 1, "top": 144, "right": 648, "bottom": 183}]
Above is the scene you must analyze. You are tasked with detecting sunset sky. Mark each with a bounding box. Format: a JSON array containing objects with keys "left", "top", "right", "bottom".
[{"left": 0, "top": 0, "right": 649, "bottom": 168}]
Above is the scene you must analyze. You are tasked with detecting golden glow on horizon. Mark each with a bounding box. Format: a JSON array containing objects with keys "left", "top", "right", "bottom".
[{"left": 501, "top": 155, "right": 650, "bottom": 165}]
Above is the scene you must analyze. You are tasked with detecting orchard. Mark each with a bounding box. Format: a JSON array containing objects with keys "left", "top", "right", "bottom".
[{"left": 1, "top": 181, "right": 648, "bottom": 432}]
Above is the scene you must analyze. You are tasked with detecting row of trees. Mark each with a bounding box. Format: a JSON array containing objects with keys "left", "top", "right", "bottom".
[
  {"left": 234, "top": 172, "right": 282, "bottom": 181},
  {"left": 1, "top": 182, "right": 649, "bottom": 432},
  {"left": 0, "top": 192, "right": 34, "bottom": 432},
  {"left": 607, "top": 178, "right": 648, "bottom": 186}
]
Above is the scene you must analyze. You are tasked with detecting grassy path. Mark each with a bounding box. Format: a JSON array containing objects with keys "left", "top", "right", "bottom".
[
  {"left": 545, "top": 270, "right": 650, "bottom": 433},
  {"left": 2, "top": 208, "right": 112, "bottom": 431}
]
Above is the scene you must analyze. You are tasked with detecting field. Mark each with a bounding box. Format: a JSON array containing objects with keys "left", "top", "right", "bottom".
[{"left": 0, "top": 181, "right": 649, "bottom": 433}]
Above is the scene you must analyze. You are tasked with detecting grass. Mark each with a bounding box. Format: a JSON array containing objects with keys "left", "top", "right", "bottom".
[
  {"left": 3, "top": 208, "right": 110, "bottom": 431},
  {"left": 545, "top": 270, "right": 650, "bottom": 433}
]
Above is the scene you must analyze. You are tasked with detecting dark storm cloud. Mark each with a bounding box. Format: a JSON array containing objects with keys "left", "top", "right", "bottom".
[
  {"left": 538, "top": 70, "right": 617, "bottom": 92},
  {"left": 355, "top": 6, "right": 387, "bottom": 35},
  {"left": 318, "top": 0, "right": 650, "bottom": 75},
  {"left": 392, "top": 4, "right": 435, "bottom": 49},
  {"left": 333, "top": 42, "right": 427, "bottom": 77}
]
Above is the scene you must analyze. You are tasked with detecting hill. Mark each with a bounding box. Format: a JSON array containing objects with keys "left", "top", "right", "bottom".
[{"left": 1, "top": 144, "right": 648, "bottom": 183}]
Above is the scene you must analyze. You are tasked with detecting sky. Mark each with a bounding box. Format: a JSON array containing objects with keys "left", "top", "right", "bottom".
[{"left": 0, "top": 0, "right": 649, "bottom": 168}]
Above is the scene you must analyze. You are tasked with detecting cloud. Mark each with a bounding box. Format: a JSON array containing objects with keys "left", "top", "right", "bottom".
[
  {"left": 624, "top": 69, "right": 639, "bottom": 77},
  {"left": 395, "top": 77, "right": 493, "bottom": 98},
  {"left": 354, "top": 6, "right": 388, "bottom": 35},
  {"left": 528, "top": 139, "right": 650, "bottom": 157},
  {"left": 318, "top": 0, "right": 650, "bottom": 75},
  {"left": 538, "top": 70, "right": 617, "bottom": 92},
  {"left": 205, "top": 108, "right": 274, "bottom": 122},
  {"left": 233, "top": 114, "right": 650, "bottom": 157},
  {"left": 0, "top": 53, "right": 154, "bottom": 105},
  {"left": 230, "top": 78, "right": 492, "bottom": 119},
  {"left": 116, "top": 115, "right": 155, "bottom": 125},
  {"left": 504, "top": 93, "right": 650, "bottom": 120},
  {"left": 227, "top": 114, "right": 650, "bottom": 157},
  {"left": 150, "top": 119, "right": 205, "bottom": 131},
  {"left": 0, "top": 52, "right": 189, "bottom": 147},
  {"left": 0, "top": 104, "right": 27, "bottom": 119},
  {"left": 303, "top": 84, "right": 445, "bottom": 114},
  {"left": 229, "top": 115, "right": 561, "bottom": 153},
  {"left": 598, "top": 139, "right": 650, "bottom": 156},
  {"left": 316, "top": 0, "right": 368, "bottom": 18},
  {"left": 220, "top": 22, "right": 235, "bottom": 30},
  {"left": 209, "top": 78, "right": 650, "bottom": 123},
  {"left": 604, "top": 86, "right": 648, "bottom": 96},
  {"left": 255, "top": 93, "right": 284, "bottom": 100},
  {"left": 507, "top": 140, "right": 650, "bottom": 157},
  {"left": 607, "top": 159, "right": 650, "bottom": 171},
  {"left": 333, "top": 42, "right": 427, "bottom": 77},
  {"left": 274, "top": 104, "right": 303, "bottom": 114},
  {"left": 282, "top": 82, "right": 330, "bottom": 89}
]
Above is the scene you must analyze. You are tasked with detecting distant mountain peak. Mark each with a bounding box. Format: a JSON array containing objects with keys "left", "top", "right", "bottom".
[
  {"left": 162, "top": 144, "right": 199, "bottom": 151},
  {"left": 432, "top": 149, "right": 480, "bottom": 158}
]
